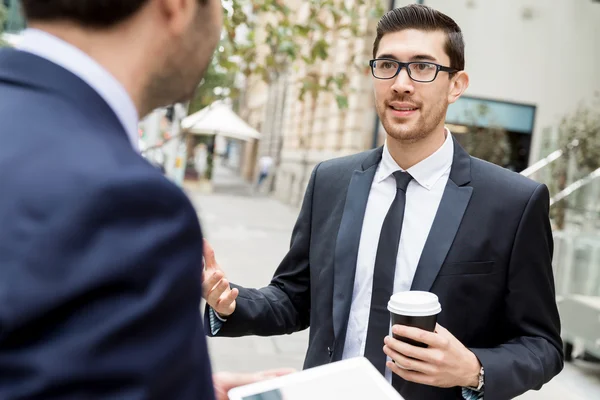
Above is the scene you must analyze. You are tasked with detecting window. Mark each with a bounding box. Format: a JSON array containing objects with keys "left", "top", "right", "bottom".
[{"left": 446, "top": 96, "right": 537, "bottom": 172}]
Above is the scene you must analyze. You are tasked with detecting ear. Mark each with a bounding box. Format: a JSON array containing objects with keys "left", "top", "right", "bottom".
[
  {"left": 157, "top": 0, "right": 198, "bottom": 36},
  {"left": 447, "top": 71, "right": 469, "bottom": 105}
]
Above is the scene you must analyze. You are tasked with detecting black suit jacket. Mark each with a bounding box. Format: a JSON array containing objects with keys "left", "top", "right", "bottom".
[
  {"left": 0, "top": 49, "right": 215, "bottom": 400},
  {"left": 207, "top": 138, "right": 564, "bottom": 400}
]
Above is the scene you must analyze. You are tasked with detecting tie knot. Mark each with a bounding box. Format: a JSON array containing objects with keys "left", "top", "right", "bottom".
[{"left": 392, "top": 171, "right": 412, "bottom": 191}]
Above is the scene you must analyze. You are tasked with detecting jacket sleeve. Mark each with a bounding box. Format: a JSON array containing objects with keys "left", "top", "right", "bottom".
[
  {"left": 470, "top": 184, "right": 564, "bottom": 400},
  {"left": 205, "top": 163, "right": 321, "bottom": 337}
]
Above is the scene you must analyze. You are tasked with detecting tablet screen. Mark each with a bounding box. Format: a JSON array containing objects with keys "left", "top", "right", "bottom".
[{"left": 241, "top": 389, "right": 283, "bottom": 400}]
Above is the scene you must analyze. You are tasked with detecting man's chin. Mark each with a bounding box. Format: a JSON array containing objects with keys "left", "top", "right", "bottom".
[{"left": 385, "top": 126, "right": 426, "bottom": 143}]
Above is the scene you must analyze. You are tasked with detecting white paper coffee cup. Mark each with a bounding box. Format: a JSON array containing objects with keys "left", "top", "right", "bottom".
[{"left": 388, "top": 291, "right": 441, "bottom": 347}]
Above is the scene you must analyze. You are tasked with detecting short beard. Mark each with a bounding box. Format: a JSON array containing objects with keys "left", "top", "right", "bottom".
[
  {"left": 143, "top": 63, "right": 205, "bottom": 114},
  {"left": 139, "top": 10, "right": 210, "bottom": 116},
  {"left": 378, "top": 99, "right": 447, "bottom": 144}
]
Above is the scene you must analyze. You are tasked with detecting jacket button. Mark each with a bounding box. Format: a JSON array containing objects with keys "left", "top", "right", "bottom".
[{"left": 327, "top": 347, "right": 333, "bottom": 357}]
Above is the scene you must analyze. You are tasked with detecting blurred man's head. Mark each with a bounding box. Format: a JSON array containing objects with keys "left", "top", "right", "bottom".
[
  {"left": 21, "top": 0, "right": 223, "bottom": 116},
  {"left": 371, "top": 4, "right": 469, "bottom": 144}
]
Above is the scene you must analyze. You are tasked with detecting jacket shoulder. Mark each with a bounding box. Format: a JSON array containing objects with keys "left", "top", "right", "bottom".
[{"left": 470, "top": 157, "right": 544, "bottom": 199}]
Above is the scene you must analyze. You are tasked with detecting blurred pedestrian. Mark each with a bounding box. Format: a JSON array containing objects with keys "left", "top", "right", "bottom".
[{"left": 257, "top": 155, "right": 274, "bottom": 189}]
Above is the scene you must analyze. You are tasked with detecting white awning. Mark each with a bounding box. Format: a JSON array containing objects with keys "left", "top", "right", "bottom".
[{"left": 181, "top": 102, "right": 260, "bottom": 142}]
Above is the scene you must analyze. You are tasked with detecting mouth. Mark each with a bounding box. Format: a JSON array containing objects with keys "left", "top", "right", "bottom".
[{"left": 388, "top": 104, "right": 419, "bottom": 117}]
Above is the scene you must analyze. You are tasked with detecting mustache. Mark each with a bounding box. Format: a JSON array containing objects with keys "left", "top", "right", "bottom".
[{"left": 385, "top": 97, "right": 421, "bottom": 107}]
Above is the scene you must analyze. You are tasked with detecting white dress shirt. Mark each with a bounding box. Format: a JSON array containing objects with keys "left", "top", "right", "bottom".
[
  {"left": 17, "top": 28, "right": 140, "bottom": 152},
  {"left": 341, "top": 130, "right": 454, "bottom": 383}
]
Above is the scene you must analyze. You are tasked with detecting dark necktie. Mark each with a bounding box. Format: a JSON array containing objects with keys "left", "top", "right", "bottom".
[{"left": 363, "top": 170, "right": 413, "bottom": 375}]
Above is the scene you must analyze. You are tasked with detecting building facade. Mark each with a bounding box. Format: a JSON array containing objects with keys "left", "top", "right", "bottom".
[{"left": 240, "top": 0, "right": 382, "bottom": 205}]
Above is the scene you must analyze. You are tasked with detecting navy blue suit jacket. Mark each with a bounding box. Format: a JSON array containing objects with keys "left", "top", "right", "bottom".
[{"left": 0, "top": 48, "right": 214, "bottom": 400}]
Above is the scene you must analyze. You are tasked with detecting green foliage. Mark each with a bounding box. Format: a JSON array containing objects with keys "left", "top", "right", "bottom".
[
  {"left": 0, "top": 3, "right": 8, "bottom": 47},
  {"left": 547, "top": 93, "right": 600, "bottom": 228},
  {"left": 188, "top": 57, "right": 239, "bottom": 115},
  {"left": 198, "top": 0, "right": 386, "bottom": 110},
  {"left": 556, "top": 93, "right": 600, "bottom": 173}
]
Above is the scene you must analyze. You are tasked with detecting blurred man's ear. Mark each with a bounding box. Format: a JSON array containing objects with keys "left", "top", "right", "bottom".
[{"left": 157, "top": 0, "right": 198, "bottom": 37}]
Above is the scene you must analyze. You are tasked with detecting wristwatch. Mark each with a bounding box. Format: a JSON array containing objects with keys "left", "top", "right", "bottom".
[{"left": 473, "top": 366, "right": 485, "bottom": 391}]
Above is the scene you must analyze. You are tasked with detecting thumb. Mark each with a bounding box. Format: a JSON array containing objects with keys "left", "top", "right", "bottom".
[{"left": 203, "top": 239, "right": 218, "bottom": 270}]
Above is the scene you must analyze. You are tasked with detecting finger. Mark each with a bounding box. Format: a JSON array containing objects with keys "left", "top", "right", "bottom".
[
  {"left": 206, "top": 278, "right": 231, "bottom": 306},
  {"left": 208, "top": 278, "right": 230, "bottom": 301},
  {"left": 218, "top": 369, "right": 295, "bottom": 389},
  {"left": 392, "top": 325, "right": 445, "bottom": 348},
  {"left": 220, "top": 372, "right": 264, "bottom": 388},
  {"left": 384, "top": 336, "right": 432, "bottom": 363},
  {"left": 386, "top": 361, "right": 434, "bottom": 386},
  {"left": 201, "top": 270, "right": 223, "bottom": 296},
  {"left": 383, "top": 345, "right": 435, "bottom": 374},
  {"left": 216, "top": 285, "right": 239, "bottom": 308},
  {"left": 434, "top": 323, "right": 450, "bottom": 336},
  {"left": 256, "top": 368, "right": 297, "bottom": 379},
  {"left": 203, "top": 239, "right": 218, "bottom": 270},
  {"left": 202, "top": 270, "right": 225, "bottom": 289}
]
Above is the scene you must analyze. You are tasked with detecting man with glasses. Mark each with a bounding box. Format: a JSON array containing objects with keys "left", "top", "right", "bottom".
[{"left": 202, "top": 4, "right": 563, "bottom": 400}]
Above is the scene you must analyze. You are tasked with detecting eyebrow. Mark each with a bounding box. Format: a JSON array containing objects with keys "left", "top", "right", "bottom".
[{"left": 376, "top": 53, "right": 439, "bottom": 62}]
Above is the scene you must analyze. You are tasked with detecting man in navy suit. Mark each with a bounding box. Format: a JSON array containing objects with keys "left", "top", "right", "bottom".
[{"left": 0, "top": 1, "right": 292, "bottom": 399}]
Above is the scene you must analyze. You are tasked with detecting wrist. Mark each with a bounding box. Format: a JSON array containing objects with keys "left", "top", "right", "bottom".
[
  {"left": 463, "top": 350, "right": 482, "bottom": 388},
  {"left": 209, "top": 306, "right": 231, "bottom": 320}
]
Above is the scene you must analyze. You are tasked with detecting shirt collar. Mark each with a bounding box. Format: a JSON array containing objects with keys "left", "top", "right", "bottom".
[
  {"left": 17, "top": 28, "right": 140, "bottom": 152},
  {"left": 377, "top": 128, "right": 454, "bottom": 190}
]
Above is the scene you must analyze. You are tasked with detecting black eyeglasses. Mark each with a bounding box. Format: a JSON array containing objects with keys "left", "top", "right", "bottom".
[{"left": 369, "top": 58, "right": 458, "bottom": 83}]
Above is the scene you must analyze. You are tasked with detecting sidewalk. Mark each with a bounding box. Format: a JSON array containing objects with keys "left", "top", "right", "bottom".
[
  {"left": 186, "top": 166, "right": 307, "bottom": 374},
  {"left": 187, "top": 167, "right": 600, "bottom": 399},
  {"left": 210, "top": 163, "right": 256, "bottom": 196}
]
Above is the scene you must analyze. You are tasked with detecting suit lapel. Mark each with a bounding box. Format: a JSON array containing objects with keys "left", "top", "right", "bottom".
[
  {"left": 410, "top": 137, "right": 473, "bottom": 292},
  {"left": 332, "top": 148, "right": 382, "bottom": 355}
]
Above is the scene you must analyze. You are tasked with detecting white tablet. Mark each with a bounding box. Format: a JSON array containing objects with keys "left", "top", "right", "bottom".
[{"left": 227, "top": 357, "right": 405, "bottom": 400}]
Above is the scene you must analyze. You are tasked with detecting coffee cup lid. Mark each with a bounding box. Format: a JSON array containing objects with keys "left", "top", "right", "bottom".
[{"left": 387, "top": 291, "right": 441, "bottom": 317}]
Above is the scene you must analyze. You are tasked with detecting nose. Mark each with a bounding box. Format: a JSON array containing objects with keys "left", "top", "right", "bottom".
[{"left": 390, "top": 67, "right": 414, "bottom": 95}]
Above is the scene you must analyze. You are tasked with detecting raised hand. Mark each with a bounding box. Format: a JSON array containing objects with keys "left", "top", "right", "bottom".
[{"left": 201, "top": 239, "right": 239, "bottom": 317}]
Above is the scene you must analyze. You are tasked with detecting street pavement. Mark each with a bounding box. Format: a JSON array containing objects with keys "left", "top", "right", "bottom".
[{"left": 187, "top": 165, "right": 600, "bottom": 399}]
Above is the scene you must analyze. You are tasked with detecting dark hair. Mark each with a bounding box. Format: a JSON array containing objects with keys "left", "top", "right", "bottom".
[
  {"left": 372, "top": 4, "right": 465, "bottom": 71},
  {"left": 21, "top": 0, "right": 208, "bottom": 28}
]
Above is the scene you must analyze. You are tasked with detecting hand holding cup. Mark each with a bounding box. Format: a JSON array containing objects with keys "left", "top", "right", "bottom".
[{"left": 383, "top": 291, "right": 481, "bottom": 388}]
